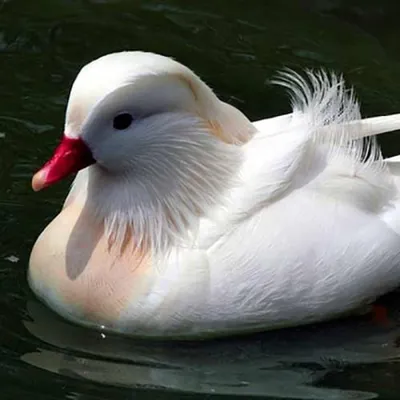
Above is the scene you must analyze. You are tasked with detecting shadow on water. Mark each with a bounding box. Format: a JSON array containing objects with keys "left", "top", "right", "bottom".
[
  {"left": 15, "top": 298, "right": 400, "bottom": 400},
  {"left": 2, "top": 0, "right": 400, "bottom": 399}
]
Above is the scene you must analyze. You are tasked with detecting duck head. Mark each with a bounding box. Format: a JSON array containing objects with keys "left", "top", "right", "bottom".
[{"left": 32, "top": 51, "right": 255, "bottom": 253}]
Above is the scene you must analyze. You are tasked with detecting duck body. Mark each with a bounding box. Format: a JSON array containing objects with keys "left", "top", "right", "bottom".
[{"left": 29, "top": 52, "right": 400, "bottom": 338}]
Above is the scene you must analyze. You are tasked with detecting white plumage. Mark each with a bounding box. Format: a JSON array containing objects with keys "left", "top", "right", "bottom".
[{"left": 29, "top": 51, "right": 400, "bottom": 338}]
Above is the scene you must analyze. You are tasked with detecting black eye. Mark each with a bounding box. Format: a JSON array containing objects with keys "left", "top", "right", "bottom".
[{"left": 113, "top": 113, "right": 133, "bottom": 130}]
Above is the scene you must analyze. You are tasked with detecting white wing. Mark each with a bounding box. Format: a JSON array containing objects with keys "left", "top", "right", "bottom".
[
  {"left": 203, "top": 70, "right": 400, "bottom": 240},
  {"left": 191, "top": 70, "right": 400, "bottom": 334}
]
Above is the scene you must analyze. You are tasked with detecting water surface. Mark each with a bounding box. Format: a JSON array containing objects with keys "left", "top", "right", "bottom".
[{"left": 2, "top": 1, "right": 400, "bottom": 399}]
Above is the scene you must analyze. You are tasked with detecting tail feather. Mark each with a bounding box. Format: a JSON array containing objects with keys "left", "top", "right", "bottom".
[
  {"left": 272, "top": 69, "right": 385, "bottom": 172},
  {"left": 272, "top": 69, "right": 400, "bottom": 140},
  {"left": 322, "top": 114, "right": 400, "bottom": 140},
  {"left": 271, "top": 69, "right": 400, "bottom": 213},
  {"left": 384, "top": 155, "right": 400, "bottom": 178}
]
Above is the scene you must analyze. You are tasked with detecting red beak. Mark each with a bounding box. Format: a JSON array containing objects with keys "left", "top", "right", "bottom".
[{"left": 32, "top": 135, "right": 95, "bottom": 192}]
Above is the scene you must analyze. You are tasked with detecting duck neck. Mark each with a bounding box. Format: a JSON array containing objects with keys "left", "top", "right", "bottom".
[{"left": 66, "top": 135, "right": 244, "bottom": 256}]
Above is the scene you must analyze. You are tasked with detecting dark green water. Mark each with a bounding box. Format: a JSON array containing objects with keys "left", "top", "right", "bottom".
[{"left": 2, "top": 0, "right": 400, "bottom": 399}]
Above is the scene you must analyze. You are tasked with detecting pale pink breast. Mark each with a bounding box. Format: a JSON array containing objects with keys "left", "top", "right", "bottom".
[{"left": 29, "top": 202, "right": 152, "bottom": 328}]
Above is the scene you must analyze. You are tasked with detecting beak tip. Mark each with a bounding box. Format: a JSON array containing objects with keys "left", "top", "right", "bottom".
[
  {"left": 31, "top": 135, "right": 95, "bottom": 192},
  {"left": 31, "top": 170, "right": 47, "bottom": 192}
]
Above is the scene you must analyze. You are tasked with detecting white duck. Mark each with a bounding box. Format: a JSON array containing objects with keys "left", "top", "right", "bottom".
[{"left": 29, "top": 51, "right": 400, "bottom": 339}]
